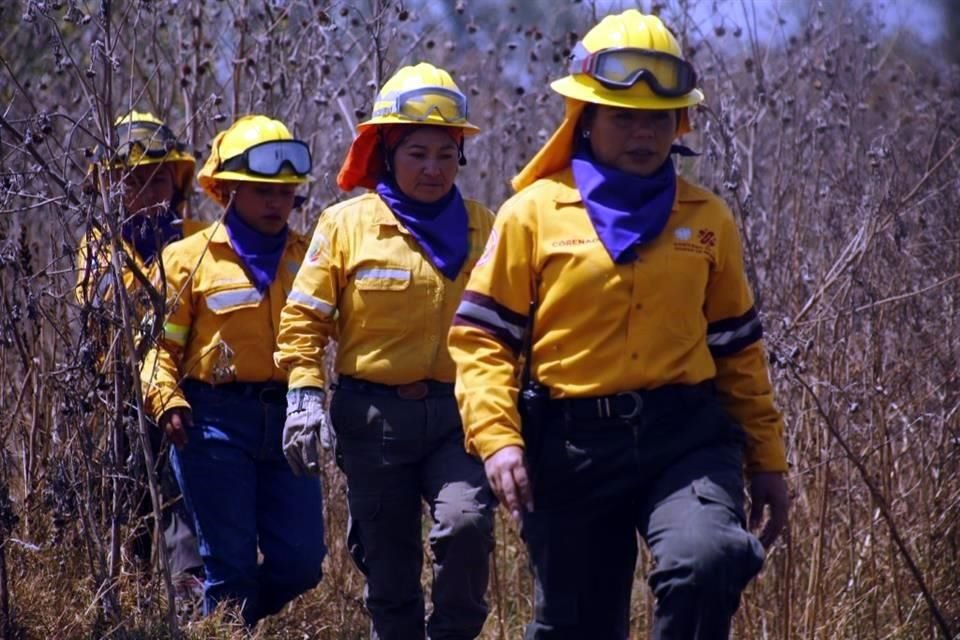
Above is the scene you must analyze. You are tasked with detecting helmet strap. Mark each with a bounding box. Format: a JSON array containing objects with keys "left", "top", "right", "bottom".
[{"left": 458, "top": 138, "right": 467, "bottom": 167}]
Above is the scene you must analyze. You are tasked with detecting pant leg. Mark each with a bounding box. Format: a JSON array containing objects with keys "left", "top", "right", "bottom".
[
  {"left": 173, "top": 385, "right": 260, "bottom": 622},
  {"left": 331, "top": 388, "right": 427, "bottom": 640},
  {"left": 419, "top": 397, "right": 496, "bottom": 640},
  {"left": 522, "top": 426, "right": 640, "bottom": 640},
  {"left": 637, "top": 404, "right": 765, "bottom": 640},
  {"left": 251, "top": 401, "right": 326, "bottom": 623},
  {"left": 159, "top": 446, "right": 203, "bottom": 577}
]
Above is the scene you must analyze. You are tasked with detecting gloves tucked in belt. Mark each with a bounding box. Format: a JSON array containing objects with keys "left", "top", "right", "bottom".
[{"left": 283, "top": 387, "right": 331, "bottom": 476}]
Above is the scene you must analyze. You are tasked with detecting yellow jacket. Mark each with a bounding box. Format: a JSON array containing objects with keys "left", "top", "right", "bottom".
[
  {"left": 274, "top": 193, "right": 494, "bottom": 390},
  {"left": 141, "top": 222, "right": 307, "bottom": 419},
  {"left": 448, "top": 169, "right": 787, "bottom": 473},
  {"left": 75, "top": 219, "right": 208, "bottom": 308}
]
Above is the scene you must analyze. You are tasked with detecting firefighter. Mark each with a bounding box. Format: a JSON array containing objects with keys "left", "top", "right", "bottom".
[
  {"left": 449, "top": 11, "right": 790, "bottom": 639},
  {"left": 76, "top": 111, "right": 204, "bottom": 596},
  {"left": 275, "top": 63, "right": 497, "bottom": 639},
  {"left": 141, "top": 114, "right": 326, "bottom": 626}
]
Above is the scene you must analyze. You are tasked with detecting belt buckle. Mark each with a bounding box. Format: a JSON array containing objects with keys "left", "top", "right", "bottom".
[
  {"left": 615, "top": 391, "right": 643, "bottom": 419},
  {"left": 397, "top": 381, "right": 429, "bottom": 400}
]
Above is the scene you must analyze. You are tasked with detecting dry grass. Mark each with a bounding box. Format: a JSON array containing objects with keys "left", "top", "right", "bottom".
[{"left": 1, "top": 0, "right": 959, "bottom": 638}]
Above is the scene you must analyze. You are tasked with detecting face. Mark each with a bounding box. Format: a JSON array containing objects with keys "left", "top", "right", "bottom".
[
  {"left": 391, "top": 127, "right": 460, "bottom": 203},
  {"left": 585, "top": 106, "right": 678, "bottom": 176},
  {"left": 120, "top": 163, "right": 175, "bottom": 214},
  {"left": 230, "top": 181, "right": 297, "bottom": 235}
]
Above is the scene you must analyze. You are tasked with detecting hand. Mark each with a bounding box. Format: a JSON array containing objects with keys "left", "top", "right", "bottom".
[
  {"left": 159, "top": 407, "right": 192, "bottom": 449},
  {"left": 484, "top": 445, "right": 533, "bottom": 523},
  {"left": 748, "top": 471, "right": 790, "bottom": 548},
  {"left": 283, "top": 387, "right": 329, "bottom": 476}
]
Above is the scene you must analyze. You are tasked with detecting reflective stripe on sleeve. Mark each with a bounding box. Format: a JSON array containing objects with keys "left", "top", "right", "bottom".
[
  {"left": 452, "top": 291, "right": 527, "bottom": 353},
  {"left": 287, "top": 289, "right": 335, "bottom": 317},
  {"left": 163, "top": 322, "right": 189, "bottom": 346},
  {"left": 707, "top": 307, "right": 763, "bottom": 357}
]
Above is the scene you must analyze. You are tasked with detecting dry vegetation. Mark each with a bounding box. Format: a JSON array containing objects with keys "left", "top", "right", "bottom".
[{"left": 1, "top": 0, "right": 958, "bottom": 638}]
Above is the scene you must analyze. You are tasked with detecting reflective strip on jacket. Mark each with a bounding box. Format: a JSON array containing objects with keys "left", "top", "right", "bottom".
[
  {"left": 448, "top": 168, "right": 787, "bottom": 473},
  {"left": 274, "top": 192, "right": 494, "bottom": 390},
  {"left": 140, "top": 222, "right": 307, "bottom": 418}
]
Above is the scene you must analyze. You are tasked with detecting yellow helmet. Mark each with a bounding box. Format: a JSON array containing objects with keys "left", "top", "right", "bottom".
[
  {"left": 551, "top": 10, "right": 704, "bottom": 111},
  {"left": 512, "top": 11, "right": 703, "bottom": 192},
  {"left": 198, "top": 114, "right": 311, "bottom": 206},
  {"left": 93, "top": 110, "right": 196, "bottom": 200},
  {"left": 357, "top": 63, "right": 480, "bottom": 135}
]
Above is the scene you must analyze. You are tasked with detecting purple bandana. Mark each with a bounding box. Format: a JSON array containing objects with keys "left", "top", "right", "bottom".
[
  {"left": 121, "top": 207, "right": 182, "bottom": 264},
  {"left": 375, "top": 177, "right": 469, "bottom": 280},
  {"left": 224, "top": 207, "right": 289, "bottom": 292},
  {"left": 571, "top": 143, "right": 696, "bottom": 264}
]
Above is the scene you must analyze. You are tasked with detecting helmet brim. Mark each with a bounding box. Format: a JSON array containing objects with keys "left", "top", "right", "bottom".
[
  {"left": 356, "top": 115, "right": 481, "bottom": 135},
  {"left": 550, "top": 75, "right": 704, "bottom": 110}
]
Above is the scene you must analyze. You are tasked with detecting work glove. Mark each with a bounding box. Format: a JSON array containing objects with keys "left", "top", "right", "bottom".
[{"left": 283, "top": 387, "right": 330, "bottom": 476}]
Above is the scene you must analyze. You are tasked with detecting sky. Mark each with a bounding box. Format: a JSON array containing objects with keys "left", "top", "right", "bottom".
[{"left": 597, "top": 0, "right": 945, "bottom": 45}]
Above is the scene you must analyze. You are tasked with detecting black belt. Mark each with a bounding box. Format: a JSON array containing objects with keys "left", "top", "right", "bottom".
[
  {"left": 548, "top": 381, "right": 714, "bottom": 422},
  {"left": 182, "top": 378, "right": 288, "bottom": 405},
  {"left": 334, "top": 375, "right": 455, "bottom": 400}
]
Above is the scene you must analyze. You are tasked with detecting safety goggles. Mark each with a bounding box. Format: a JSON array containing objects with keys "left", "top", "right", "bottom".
[
  {"left": 372, "top": 86, "right": 469, "bottom": 124},
  {"left": 110, "top": 121, "right": 185, "bottom": 162},
  {"left": 568, "top": 45, "right": 697, "bottom": 97},
  {"left": 219, "top": 140, "right": 312, "bottom": 177}
]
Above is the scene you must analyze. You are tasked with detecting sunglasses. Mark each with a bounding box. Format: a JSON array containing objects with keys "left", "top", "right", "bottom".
[
  {"left": 219, "top": 140, "right": 312, "bottom": 177},
  {"left": 372, "top": 86, "right": 469, "bottom": 124},
  {"left": 569, "top": 45, "right": 697, "bottom": 97}
]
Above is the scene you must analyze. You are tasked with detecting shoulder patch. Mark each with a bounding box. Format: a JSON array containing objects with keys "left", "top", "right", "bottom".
[{"left": 307, "top": 231, "right": 331, "bottom": 264}]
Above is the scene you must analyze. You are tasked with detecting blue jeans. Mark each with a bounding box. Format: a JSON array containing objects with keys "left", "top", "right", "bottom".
[
  {"left": 522, "top": 391, "right": 765, "bottom": 640},
  {"left": 330, "top": 385, "right": 496, "bottom": 640},
  {"left": 171, "top": 380, "right": 326, "bottom": 625}
]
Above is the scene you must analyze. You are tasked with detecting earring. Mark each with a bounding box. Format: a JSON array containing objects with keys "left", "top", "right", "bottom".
[{"left": 581, "top": 129, "right": 591, "bottom": 139}]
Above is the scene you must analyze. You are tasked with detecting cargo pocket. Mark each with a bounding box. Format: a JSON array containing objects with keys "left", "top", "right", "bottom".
[
  {"left": 691, "top": 475, "right": 747, "bottom": 527},
  {"left": 691, "top": 476, "right": 766, "bottom": 588}
]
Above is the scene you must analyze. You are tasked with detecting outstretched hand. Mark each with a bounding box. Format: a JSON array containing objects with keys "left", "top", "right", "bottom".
[{"left": 484, "top": 445, "right": 533, "bottom": 523}]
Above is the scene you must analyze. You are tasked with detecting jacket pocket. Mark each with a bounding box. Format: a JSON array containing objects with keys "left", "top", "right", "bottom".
[
  {"left": 203, "top": 285, "right": 264, "bottom": 314},
  {"left": 352, "top": 266, "right": 412, "bottom": 330}
]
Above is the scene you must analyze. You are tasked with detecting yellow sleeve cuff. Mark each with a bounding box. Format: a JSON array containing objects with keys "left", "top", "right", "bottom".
[{"left": 288, "top": 368, "right": 326, "bottom": 390}]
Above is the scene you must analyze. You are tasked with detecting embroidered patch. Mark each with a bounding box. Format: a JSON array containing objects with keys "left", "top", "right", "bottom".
[
  {"left": 307, "top": 232, "right": 330, "bottom": 264},
  {"left": 673, "top": 226, "right": 717, "bottom": 256}
]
